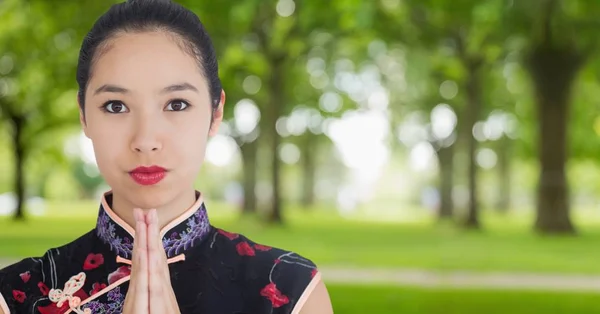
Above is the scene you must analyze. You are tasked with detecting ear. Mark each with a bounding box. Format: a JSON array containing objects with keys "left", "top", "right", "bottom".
[
  {"left": 209, "top": 89, "right": 226, "bottom": 137},
  {"left": 78, "top": 96, "right": 90, "bottom": 139}
]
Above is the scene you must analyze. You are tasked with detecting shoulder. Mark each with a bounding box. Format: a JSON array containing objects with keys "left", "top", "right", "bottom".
[
  {"left": 0, "top": 230, "right": 96, "bottom": 313},
  {"left": 208, "top": 227, "right": 321, "bottom": 313}
]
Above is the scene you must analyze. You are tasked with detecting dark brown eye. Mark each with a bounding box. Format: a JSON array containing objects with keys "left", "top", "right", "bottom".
[
  {"left": 103, "top": 101, "right": 128, "bottom": 113},
  {"left": 166, "top": 100, "right": 189, "bottom": 111}
]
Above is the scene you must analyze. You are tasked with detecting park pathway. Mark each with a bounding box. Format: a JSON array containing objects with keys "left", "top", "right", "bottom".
[
  {"left": 1, "top": 259, "right": 599, "bottom": 292},
  {"left": 318, "top": 267, "right": 600, "bottom": 292}
]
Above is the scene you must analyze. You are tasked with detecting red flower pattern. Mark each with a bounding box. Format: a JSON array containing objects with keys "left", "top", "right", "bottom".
[
  {"left": 218, "top": 229, "right": 239, "bottom": 240},
  {"left": 254, "top": 244, "right": 272, "bottom": 251},
  {"left": 90, "top": 282, "right": 108, "bottom": 295},
  {"left": 12, "top": 290, "right": 26, "bottom": 303},
  {"left": 38, "top": 282, "right": 50, "bottom": 296},
  {"left": 236, "top": 242, "right": 256, "bottom": 256},
  {"left": 83, "top": 253, "right": 105, "bottom": 270},
  {"left": 260, "top": 283, "right": 289, "bottom": 308},
  {"left": 108, "top": 265, "right": 131, "bottom": 285},
  {"left": 19, "top": 271, "right": 31, "bottom": 283}
]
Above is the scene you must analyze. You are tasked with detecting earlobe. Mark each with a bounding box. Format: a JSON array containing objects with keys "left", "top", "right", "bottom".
[
  {"left": 208, "top": 90, "right": 226, "bottom": 137},
  {"left": 78, "top": 96, "right": 90, "bottom": 138},
  {"left": 80, "top": 110, "right": 90, "bottom": 139},
  {"left": 220, "top": 89, "right": 226, "bottom": 106}
]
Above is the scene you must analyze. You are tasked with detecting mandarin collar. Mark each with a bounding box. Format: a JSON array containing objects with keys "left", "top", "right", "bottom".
[{"left": 95, "top": 191, "right": 211, "bottom": 259}]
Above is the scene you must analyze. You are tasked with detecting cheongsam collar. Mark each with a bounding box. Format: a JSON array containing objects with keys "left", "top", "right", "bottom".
[{"left": 95, "top": 190, "right": 211, "bottom": 260}]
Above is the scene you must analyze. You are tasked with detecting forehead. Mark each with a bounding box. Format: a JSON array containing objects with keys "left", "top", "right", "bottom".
[{"left": 88, "top": 31, "right": 207, "bottom": 94}]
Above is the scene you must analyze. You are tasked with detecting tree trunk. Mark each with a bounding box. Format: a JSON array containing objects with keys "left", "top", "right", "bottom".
[
  {"left": 301, "top": 133, "right": 317, "bottom": 208},
  {"left": 267, "top": 57, "right": 285, "bottom": 224},
  {"left": 496, "top": 135, "right": 511, "bottom": 212},
  {"left": 11, "top": 116, "right": 26, "bottom": 221},
  {"left": 240, "top": 140, "right": 258, "bottom": 214},
  {"left": 526, "top": 43, "right": 582, "bottom": 234},
  {"left": 437, "top": 144, "right": 454, "bottom": 220},
  {"left": 463, "top": 59, "right": 483, "bottom": 229}
]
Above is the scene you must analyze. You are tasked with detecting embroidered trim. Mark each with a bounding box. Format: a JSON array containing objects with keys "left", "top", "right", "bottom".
[
  {"left": 162, "top": 207, "right": 210, "bottom": 257},
  {"left": 82, "top": 286, "right": 125, "bottom": 314},
  {"left": 95, "top": 192, "right": 211, "bottom": 259},
  {"left": 96, "top": 210, "right": 134, "bottom": 258},
  {"left": 49, "top": 272, "right": 91, "bottom": 314},
  {"left": 291, "top": 272, "right": 322, "bottom": 314}
]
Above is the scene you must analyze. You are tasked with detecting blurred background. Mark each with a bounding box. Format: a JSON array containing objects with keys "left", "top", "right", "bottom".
[{"left": 2, "top": 0, "right": 600, "bottom": 312}]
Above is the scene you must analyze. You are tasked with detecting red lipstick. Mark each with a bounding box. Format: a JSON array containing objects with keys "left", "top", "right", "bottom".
[{"left": 129, "top": 166, "right": 167, "bottom": 186}]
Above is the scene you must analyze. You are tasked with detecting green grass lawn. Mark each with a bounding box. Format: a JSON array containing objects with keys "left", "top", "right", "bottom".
[
  {"left": 328, "top": 284, "right": 600, "bottom": 313},
  {"left": 2, "top": 199, "right": 600, "bottom": 275}
]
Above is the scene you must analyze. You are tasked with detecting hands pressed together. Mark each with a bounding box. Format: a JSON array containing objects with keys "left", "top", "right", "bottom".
[{"left": 122, "top": 208, "right": 181, "bottom": 314}]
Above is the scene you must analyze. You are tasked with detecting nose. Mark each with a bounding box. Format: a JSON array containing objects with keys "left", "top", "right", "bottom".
[{"left": 130, "top": 115, "right": 163, "bottom": 154}]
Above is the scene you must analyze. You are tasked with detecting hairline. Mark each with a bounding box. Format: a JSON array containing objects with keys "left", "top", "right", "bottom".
[{"left": 84, "top": 27, "right": 209, "bottom": 105}]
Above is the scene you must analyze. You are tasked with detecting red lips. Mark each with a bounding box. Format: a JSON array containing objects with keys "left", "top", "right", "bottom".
[{"left": 129, "top": 165, "right": 167, "bottom": 186}]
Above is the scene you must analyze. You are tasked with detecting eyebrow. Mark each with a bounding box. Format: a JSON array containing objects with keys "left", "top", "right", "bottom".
[{"left": 93, "top": 83, "right": 199, "bottom": 95}]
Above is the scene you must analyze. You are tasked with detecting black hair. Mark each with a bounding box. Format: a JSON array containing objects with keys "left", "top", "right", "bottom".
[{"left": 76, "top": 0, "right": 221, "bottom": 114}]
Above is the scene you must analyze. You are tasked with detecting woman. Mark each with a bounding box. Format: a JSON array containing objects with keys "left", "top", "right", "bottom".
[{"left": 0, "top": 0, "right": 333, "bottom": 313}]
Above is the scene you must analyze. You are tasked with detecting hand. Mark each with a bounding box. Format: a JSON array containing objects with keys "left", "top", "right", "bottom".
[
  {"left": 145, "top": 209, "right": 181, "bottom": 314},
  {"left": 122, "top": 208, "right": 181, "bottom": 314},
  {"left": 121, "top": 208, "right": 149, "bottom": 314}
]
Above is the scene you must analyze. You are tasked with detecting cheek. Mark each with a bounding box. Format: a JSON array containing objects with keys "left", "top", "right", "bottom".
[
  {"left": 88, "top": 123, "right": 128, "bottom": 169},
  {"left": 176, "top": 132, "right": 209, "bottom": 166}
]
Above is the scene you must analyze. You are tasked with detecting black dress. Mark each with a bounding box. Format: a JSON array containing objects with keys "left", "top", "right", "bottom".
[{"left": 0, "top": 191, "right": 320, "bottom": 314}]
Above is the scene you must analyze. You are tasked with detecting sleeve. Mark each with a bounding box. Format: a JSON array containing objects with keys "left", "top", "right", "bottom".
[
  {"left": 0, "top": 259, "right": 41, "bottom": 314},
  {"left": 0, "top": 271, "right": 10, "bottom": 314},
  {"left": 0, "top": 267, "right": 13, "bottom": 314},
  {"left": 266, "top": 252, "right": 320, "bottom": 314}
]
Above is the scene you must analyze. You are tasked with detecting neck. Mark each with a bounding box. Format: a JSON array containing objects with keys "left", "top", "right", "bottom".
[{"left": 110, "top": 189, "right": 197, "bottom": 229}]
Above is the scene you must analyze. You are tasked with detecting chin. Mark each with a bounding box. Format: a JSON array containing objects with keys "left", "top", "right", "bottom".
[{"left": 127, "top": 186, "right": 174, "bottom": 210}]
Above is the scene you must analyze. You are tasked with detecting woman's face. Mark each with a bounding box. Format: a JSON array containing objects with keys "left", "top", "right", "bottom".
[{"left": 80, "top": 31, "right": 223, "bottom": 209}]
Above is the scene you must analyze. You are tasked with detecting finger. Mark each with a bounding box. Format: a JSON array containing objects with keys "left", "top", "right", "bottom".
[
  {"left": 147, "top": 209, "right": 168, "bottom": 311},
  {"left": 133, "top": 208, "right": 149, "bottom": 311}
]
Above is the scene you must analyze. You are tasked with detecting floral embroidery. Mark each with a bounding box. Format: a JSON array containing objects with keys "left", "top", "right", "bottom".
[
  {"left": 236, "top": 242, "right": 256, "bottom": 256},
  {"left": 162, "top": 205, "right": 210, "bottom": 258},
  {"left": 83, "top": 287, "right": 125, "bottom": 314},
  {"left": 12, "top": 290, "right": 26, "bottom": 303},
  {"left": 97, "top": 197, "right": 210, "bottom": 259},
  {"left": 83, "top": 253, "right": 105, "bottom": 270},
  {"left": 38, "top": 281, "right": 50, "bottom": 296},
  {"left": 311, "top": 268, "right": 318, "bottom": 278},
  {"left": 108, "top": 266, "right": 131, "bottom": 285},
  {"left": 19, "top": 271, "right": 31, "bottom": 283},
  {"left": 96, "top": 209, "right": 134, "bottom": 258},
  {"left": 49, "top": 272, "right": 91, "bottom": 314},
  {"left": 262, "top": 252, "right": 317, "bottom": 308},
  {"left": 90, "top": 282, "right": 107, "bottom": 295},
  {"left": 260, "top": 283, "right": 289, "bottom": 308},
  {"left": 217, "top": 229, "right": 239, "bottom": 240}
]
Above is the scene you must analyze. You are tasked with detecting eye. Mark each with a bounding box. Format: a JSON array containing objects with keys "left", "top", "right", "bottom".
[
  {"left": 102, "top": 101, "right": 128, "bottom": 113},
  {"left": 165, "top": 99, "right": 190, "bottom": 111}
]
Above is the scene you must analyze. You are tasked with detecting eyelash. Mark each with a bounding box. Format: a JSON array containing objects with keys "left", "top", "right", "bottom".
[{"left": 100, "top": 99, "right": 192, "bottom": 114}]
